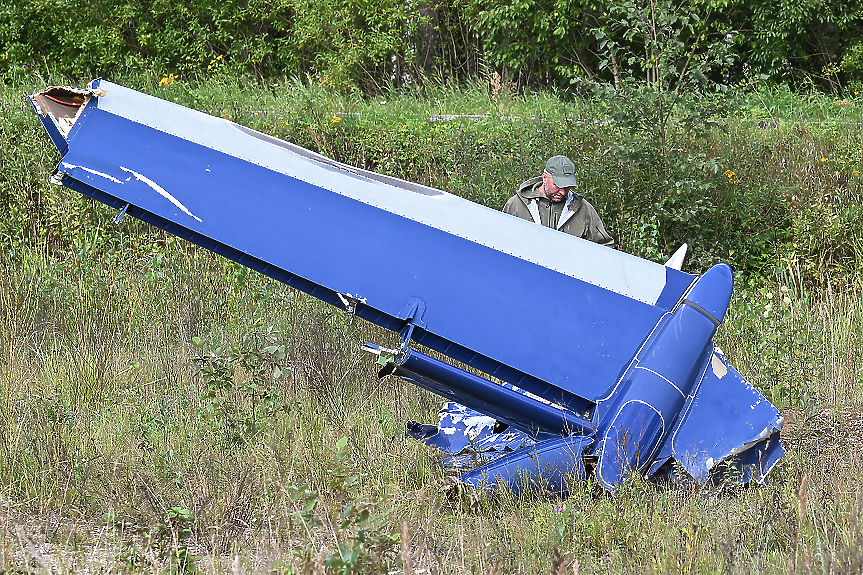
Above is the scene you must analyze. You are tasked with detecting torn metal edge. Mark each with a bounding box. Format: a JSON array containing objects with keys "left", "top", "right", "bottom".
[{"left": 29, "top": 84, "right": 105, "bottom": 139}]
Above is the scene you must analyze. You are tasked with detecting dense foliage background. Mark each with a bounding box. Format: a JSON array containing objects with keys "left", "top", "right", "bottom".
[{"left": 2, "top": 0, "right": 862, "bottom": 93}]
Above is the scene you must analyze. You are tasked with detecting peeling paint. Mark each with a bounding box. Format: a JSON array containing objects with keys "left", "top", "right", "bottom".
[
  {"left": 61, "top": 162, "right": 123, "bottom": 184},
  {"left": 119, "top": 167, "right": 202, "bottom": 222},
  {"left": 727, "top": 422, "right": 780, "bottom": 457},
  {"left": 711, "top": 353, "right": 728, "bottom": 378}
]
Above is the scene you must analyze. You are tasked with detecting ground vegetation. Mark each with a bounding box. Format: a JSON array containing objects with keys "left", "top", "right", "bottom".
[
  {"left": 1, "top": 0, "right": 862, "bottom": 94},
  {"left": 0, "top": 54, "right": 862, "bottom": 573}
]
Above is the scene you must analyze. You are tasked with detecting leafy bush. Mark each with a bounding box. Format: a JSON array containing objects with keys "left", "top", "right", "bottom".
[
  {"left": 191, "top": 326, "right": 289, "bottom": 446},
  {"left": 726, "top": 0, "right": 863, "bottom": 91},
  {"left": 0, "top": 0, "right": 417, "bottom": 91},
  {"left": 2, "top": 0, "right": 862, "bottom": 92}
]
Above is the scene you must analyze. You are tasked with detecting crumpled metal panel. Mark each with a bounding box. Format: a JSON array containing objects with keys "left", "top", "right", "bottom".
[
  {"left": 406, "top": 403, "right": 534, "bottom": 471},
  {"left": 647, "top": 345, "right": 784, "bottom": 483},
  {"left": 461, "top": 435, "right": 595, "bottom": 494}
]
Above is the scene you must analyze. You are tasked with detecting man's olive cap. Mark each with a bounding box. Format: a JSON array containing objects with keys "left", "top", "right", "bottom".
[{"left": 544, "top": 155, "right": 578, "bottom": 188}]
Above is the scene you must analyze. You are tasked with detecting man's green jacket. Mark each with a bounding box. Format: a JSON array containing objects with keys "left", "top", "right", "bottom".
[{"left": 503, "top": 176, "right": 615, "bottom": 246}]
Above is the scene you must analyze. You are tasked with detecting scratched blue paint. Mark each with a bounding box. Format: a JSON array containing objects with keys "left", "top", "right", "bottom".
[{"left": 29, "top": 81, "right": 784, "bottom": 492}]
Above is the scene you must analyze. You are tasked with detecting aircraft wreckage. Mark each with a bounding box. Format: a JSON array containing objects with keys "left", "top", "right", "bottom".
[{"left": 29, "top": 80, "right": 784, "bottom": 492}]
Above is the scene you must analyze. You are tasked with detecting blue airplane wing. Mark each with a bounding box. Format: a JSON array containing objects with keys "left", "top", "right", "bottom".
[
  {"left": 30, "top": 80, "right": 693, "bottom": 406},
  {"left": 28, "top": 81, "right": 783, "bottom": 491}
]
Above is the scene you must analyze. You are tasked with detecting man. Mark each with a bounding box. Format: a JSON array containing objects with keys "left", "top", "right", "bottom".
[
  {"left": 503, "top": 155, "right": 614, "bottom": 246},
  {"left": 406, "top": 156, "right": 617, "bottom": 459}
]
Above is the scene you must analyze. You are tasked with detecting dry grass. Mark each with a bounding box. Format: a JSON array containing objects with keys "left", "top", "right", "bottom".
[
  {"left": 2, "top": 72, "right": 863, "bottom": 573},
  {"left": 0, "top": 240, "right": 862, "bottom": 574}
]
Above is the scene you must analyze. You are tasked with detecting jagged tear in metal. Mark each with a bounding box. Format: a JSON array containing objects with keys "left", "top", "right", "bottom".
[{"left": 29, "top": 80, "right": 784, "bottom": 493}]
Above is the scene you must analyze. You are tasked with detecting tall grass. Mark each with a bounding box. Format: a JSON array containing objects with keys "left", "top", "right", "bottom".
[
  {"left": 719, "top": 262, "right": 863, "bottom": 410},
  {"left": 2, "top": 70, "right": 863, "bottom": 572},
  {"left": 2, "top": 243, "right": 863, "bottom": 573}
]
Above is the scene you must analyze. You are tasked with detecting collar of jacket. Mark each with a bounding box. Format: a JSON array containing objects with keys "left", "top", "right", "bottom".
[
  {"left": 517, "top": 176, "right": 545, "bottom": 199},
  {"left": 516, "top": 176, "right": 584, "bottom": 205},
  {"left": 515, "top": 176, "right": 585, "bottom": 230}
]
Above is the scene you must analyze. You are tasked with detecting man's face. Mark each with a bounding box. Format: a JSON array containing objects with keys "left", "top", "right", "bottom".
[{"left": 542, "top": 171, "right": 569, "bottom": 202}]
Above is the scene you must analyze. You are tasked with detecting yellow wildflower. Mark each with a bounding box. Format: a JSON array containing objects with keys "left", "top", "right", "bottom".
[
  {"left": 854, "top": 170, "right": 860, "bottom": 177},
  {"left": 332, "top": 115, "right": 341, "bottom": 123},
  {"left": 821, "top": 157, "right": 828, "bottom": 162}
]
